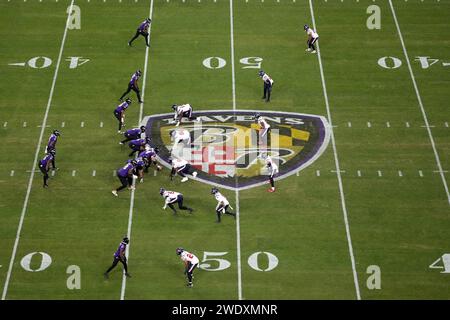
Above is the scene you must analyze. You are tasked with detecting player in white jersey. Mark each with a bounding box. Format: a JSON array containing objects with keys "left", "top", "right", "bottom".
[
  {"left": 170, "top": 128, "right": 191, "bottom": 154},
  {"left": 211, "top": 187, "right": 235, "bottom": 223},
  {"left": 169, "top": 157, "right": 198, "bottom": 182},
  {"left": 254, "top": 113, "right": 271, "bottom": 139},
  {"left": 172, "top": 103, "right": 198, "bottom": 127},
  {"left": 176, "top": 247, "right": 199, "bottom": 287},
  {"left": 265, "top": 155, "right": 279, "bottom": 193},
  {"left": 258, "top": 70, "right": 274, "bottom": 102},
  {"left": 160, "top": 188, "right": 193, "bottom": 214},
  {"left": 304, "top": 24, "right": 319, "bottom": 53}
]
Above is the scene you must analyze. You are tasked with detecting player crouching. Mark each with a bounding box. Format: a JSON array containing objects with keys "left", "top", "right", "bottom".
[
  {"left": 176, "top": 248, "right": 199, "bottom": 288},
  {"left": 304, "top": 24, "right": 319, "bottom": 54},
  {"left": 172, "top": 103, "right": 199, "bottom": 127},
  {"left": 169, "top": 157, "right": 198, "bottom": 183},
  {"left": 138, "top": 146, "right": 162, "bottom": 173},
  {"left": 160, "top": 188, "right": 193, "bottom": 214},
  {"left": 211, "top": 187, "right": 235, "bottom": 223}
]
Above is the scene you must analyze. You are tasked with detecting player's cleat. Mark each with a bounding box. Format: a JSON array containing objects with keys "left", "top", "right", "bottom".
[
  {"left": 119, "top": 142, "right": 124, "bottom": 145},
  {"left": 52, "top": 167, "right": 59, "bottom": 171},
  {"left": 305, "top": 48, "right": 312, "bottom": 52},
  {"left": 112, "top": 190, "right": 118, "bottom": 197},
  {"left": 139, "top": 100, "right": 144, "bottom": 104},
  {"left": 267, "top": 188, "right": 275, "bottom": 193},
  {"left": 103, "top": 272, "right": 109, "bottom": 279},
  {"left": 192, "top": 172, "right": 198, "bottom": 178},
  {"left": 43, "top": 184, "right": 49, "bottom": 188},
  {"left": 261, "top": 96, "right": 266, "bottom": 99},
  {"left": 125, "top": 273, "right": 132, "bottom": 278},
  {"left": 128, "top": 186, "right": 135, "bottom": 190},
  {"left": 181, "top": 177, "right": 188, "bottom": 183},
  {"left": 311, "top": 50, "right": 317, "bottom": 54},
  {"left": 128, "top": 42, "right": 132, "bottom": 47},
  {"left": 175, "top": 122, "right": 180, "bottom": 127},
  {"left": 188, "top": 208, "right": 193, "bottom": 214},
  {"left": 187, "top": 283, "right": 193, "bottom": 288}
]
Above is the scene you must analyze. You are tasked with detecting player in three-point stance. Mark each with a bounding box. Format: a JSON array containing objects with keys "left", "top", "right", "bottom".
[
  {"left": 258, "top": 70, "right": 274, "bottom": 102},
  {"left": 104, "top": 237, "right": 131, "bottom": 279},
  {"left": 113, "top": 98, "right": 132, "bottom": 133},
  {"left": 169, "top": 157, "right": 198, "bottom": 183},
  {"left": 112, "top": 159, "right": 138, "bottom": 197},
  {"left": 119, "top": 70, "right": 143, "bottom": 104},
  {"left": 139, "top": 146, "right": 162, "bottom": 173},
  {"left": 176, "top": 247, "right": 199, "bottom": 288},
  {"left": 172, "top": 103, "right": 198, "bottom": 127},
  {"left": 265, "top": 155, "right": 279, "bottom": 193},
  {"left": 304, "top": 24, "right": 319, "bottom": 54},
  {"left": 211, "top": 187, "right": 235, "bottom": 223},
  {"left": 38, "top": 149, "right": 56, "bottom": 188},
  {"left": 119, "top": 126, "right": 146, "bottom": 145},
  {"left": 160, "top": 188, "right": 193, "bottom": 214},
  {"left": 128, "top": 18, "right": 151, "bottom": 47},
  {"left": 128, "top": 137, "right": 150, "bottom": 157},
  {"left": 45, "top": 129, "right": 60, "bottom": 170}
]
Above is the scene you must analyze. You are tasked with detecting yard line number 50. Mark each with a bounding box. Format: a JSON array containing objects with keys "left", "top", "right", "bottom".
[
  {"left": 199, "top": 251, "right": 279, "bottom": 272},
  {"left": 202, "top": 57, "right": 263, "bottom": 69}
]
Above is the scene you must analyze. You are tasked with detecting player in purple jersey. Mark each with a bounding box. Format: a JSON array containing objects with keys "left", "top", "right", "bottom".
[
  {"left": 119, "top": 70, "right": 143, "bottom": 104},
  {"left": 139, "top": 146, "right": 162, "bottom": 173},
  {"left": 104, "top": 237, "right": 131, "bottom": 279},
  {"left": 45, "top": 129, "right": 60, "bottom": 169},
  {"left": 113, "top": 98, "right": 132, "bottom": 133},
  {"left": 128, "top": 18, "right": 151, "bottom": 47},
  {"left": 128, "top": 137, "right": 150, "bottom": 157},
  {"left": 120, "top": 126, "right": 146, "bottom": 145},
  {"left": 38, "top": 150, "right": 56, "bottom": 188},
  {"left": 112, "top": 160, "right": 137, "bottom": 196}
]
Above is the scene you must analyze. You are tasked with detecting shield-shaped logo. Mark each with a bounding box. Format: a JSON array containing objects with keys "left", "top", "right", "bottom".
[{"left": 142, "top": 110, "right": 330, "bottom": 191}]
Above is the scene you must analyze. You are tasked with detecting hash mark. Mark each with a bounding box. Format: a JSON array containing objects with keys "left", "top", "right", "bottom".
[
  {"left": 23, "top": 122, "right": 27, "bottom": 128},
  {"left": 367, "top": 122, "right": 372, "bottom": 128},
  {"left": 81, "top": 121, "right": 85, "bottom": 128},
  {"left": 357, "top": 170, "right": 361, "bottom": 177},
  {"left": 386, "top": 121, "right": 391, "bottom": 128},
  {"left": 377, "top": 170, "right": 382, "bottom": 177},
  {"left": 3, "top": 122, "right": 7, "bottom": 128},
  {"left": 347, "top": 122, "right": 352, "bottom": 128},
  {"left": 398, "top": 170, "right": 403, "bottom": 177},
  {"left": 92, "top": 170, "right": 96, "bottom": 177},
  {"left": 72, "top": 170, "right": 76, "bottom": 177},
  {"left": 61, "top": 121, "right": 65, "bottom": 128},
  {"left": 10, "top": 170, "right": 14, "bottom": 177},
  {"left": 445, "top": 122, "right": 448, "bottom": 128},
  {"left": 406, "top": 122, "right": 410, "bottom": 128},
  {"left": 419, "top": 170, "right": 423, "bottom": 177},
  {"left": 316, "top": 170, "right": 320, "bottom": 177},
  {"left": 100, "top": 122, "right": 104, "bottom": 128},
  {"left": 51, "top": 170, "right": 55, "bottom": 177}
]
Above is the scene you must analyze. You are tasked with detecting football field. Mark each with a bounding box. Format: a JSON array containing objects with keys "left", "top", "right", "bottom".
[{"left": 0, "top": 0, "right": 449, "bottom": 300}]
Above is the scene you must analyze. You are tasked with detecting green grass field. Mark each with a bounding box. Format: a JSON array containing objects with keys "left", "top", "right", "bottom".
[{"left": 0, "top": 0, "right": 449, "bottom": 300}]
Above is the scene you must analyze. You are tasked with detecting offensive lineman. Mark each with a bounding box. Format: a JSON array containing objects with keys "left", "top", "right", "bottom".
[
  {"left": 304, "top": 24, "right": 319, "bottom": 53},
  {"left": 139, "top": 146, "right": 162, "bottom": 173},
  {"left": 169, "top": 157, "right": 198, "bottom": 183},
  {"left": 128, "top": 137, "right": 150, "bottom": 157},
  {"left": 119, "top": 126, "right": 146, "bottom": 145},
  {"left": 258, "top": 70, "right": 274, "bottom": 102},
  {"left": 119, "top": 70, "right": 143, "bottom": 104},
  {"left": 128, "top": 18, "right": 151, "bottom": 47},
  {"left": 265, "top": 155, "right": 279, "bottom": 193},
  {"left": 112, "top": 159, "right": 138, "bottom": 196},
  {"left": 160, "top": 188, "right": 193, "bottom": 214},
  {"left": 172, "top": 104, "right": 198, "bottom": 127},
  {"left": 176, "top": 247, "right": 199, "bottom": 288},
  {"left": 113, "top": 98, "right": 132, "bottom": 133},
  {"left": 104, "top": 237, "right": 131, "bottom": 279},
  {"left": 211, "top": 187, "right": 235, "bottom": 223}
]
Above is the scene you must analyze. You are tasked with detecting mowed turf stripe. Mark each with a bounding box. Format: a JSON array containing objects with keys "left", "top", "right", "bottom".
[
  {"left": 309, "top": 0, "right": 361, "bottom": 300},
  {"left": 120, "top": 0, "right": 154, "bottom": 301},
  {"left": 388, "top": 0, "right": 450, "bottom": 206},
  {"left": 1, "top": 0, "right": 75, "bottom": 300}
]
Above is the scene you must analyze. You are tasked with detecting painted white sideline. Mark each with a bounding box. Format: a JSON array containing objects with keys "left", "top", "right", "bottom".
[
  {"left": 229, "top": 0, "right": 243, "bottom": 301},
  {"left": 308, "top": 0, "right": 361, "bottom": 300},
  {"left": 389, "top": 0, "right": 450, "bottom": 206},
  {"left": 1, "top": 0, "right": 76, "bottom": 301},
  {"left": 120, "top": 0, "right": 154, "bottom": 301}
]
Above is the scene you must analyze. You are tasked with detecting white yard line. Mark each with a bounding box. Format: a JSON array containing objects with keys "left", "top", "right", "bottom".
[
  {"left": 309, "top": 0, "right": 361, "bottom": 300},
  {"left": 229, "top": 0, "right": 243, "bottom": 301},
  {"left": 120, "top": 0, "right": 154, "bottom": 301},
  {"left": 389, "top": 0, "right": 450, "bottom": 206},
  {"left": 1, "top": 0, "right": 75, "bottom": 301}
]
